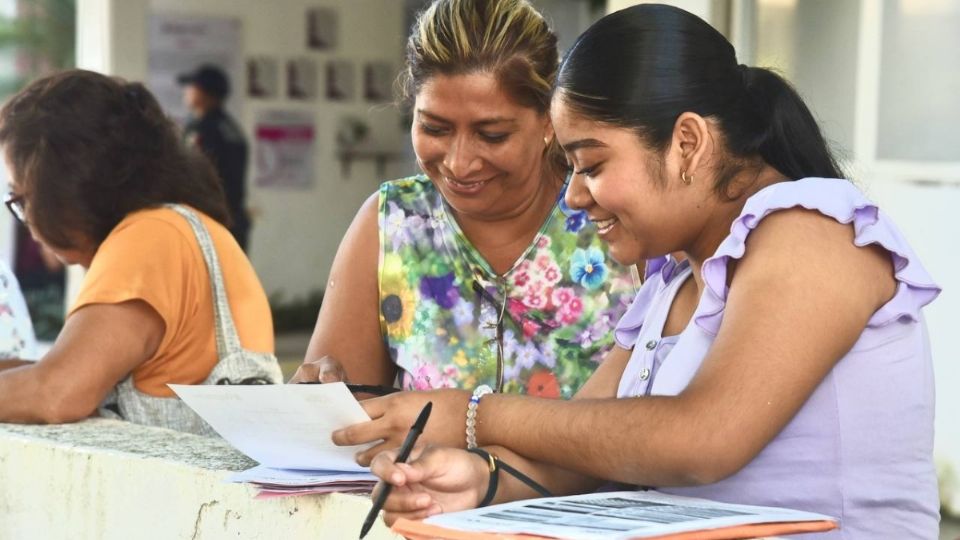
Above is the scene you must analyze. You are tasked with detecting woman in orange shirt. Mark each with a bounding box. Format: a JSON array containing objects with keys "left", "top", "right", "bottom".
[{"left": 0, "top": 69, "right": 280, "bottom": 433}]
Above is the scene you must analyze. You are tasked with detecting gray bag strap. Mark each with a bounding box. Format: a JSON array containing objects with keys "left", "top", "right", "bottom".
[{"left": 165, "top": 204, "right": 242, "bottom": 358}]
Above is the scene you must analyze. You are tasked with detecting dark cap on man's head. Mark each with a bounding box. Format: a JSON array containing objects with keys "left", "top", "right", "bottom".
[{"left": 177, "top": 64, "right": 230, "bottom": 100}]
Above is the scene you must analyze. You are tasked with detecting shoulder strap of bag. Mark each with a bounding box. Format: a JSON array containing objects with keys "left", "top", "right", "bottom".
[{"left": 166, "top": 204, "right": 242, "bottom": 359}]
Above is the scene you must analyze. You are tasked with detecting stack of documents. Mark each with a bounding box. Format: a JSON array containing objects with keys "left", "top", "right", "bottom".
[
  {"left": 392, "top": 490, "right": 838, "bottom": 540},
  {"left": 229, "top": 466, "right": 376, "bottom": 499},
  {"left": 171, "top": 383, "right": 378, "bottom": 497}
]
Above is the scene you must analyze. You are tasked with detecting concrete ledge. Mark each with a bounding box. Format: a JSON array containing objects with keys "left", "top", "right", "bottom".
[{"left": 0, "top": 419, "right": 401, "bottom": 540}]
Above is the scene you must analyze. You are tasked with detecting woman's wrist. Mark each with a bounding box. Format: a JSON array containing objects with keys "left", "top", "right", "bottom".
[
  {"left": 466, "top": 448, "right": 495, "bottom": 508},
  {"left": 466, "top": 385, "right": 493, "bottom": 448},
  {"left": 473, "top": 392, "right": 505, "bottom": 448}
]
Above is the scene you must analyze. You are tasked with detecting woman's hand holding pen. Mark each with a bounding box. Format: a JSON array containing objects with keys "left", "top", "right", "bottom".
[
  {"left": 369, "top": 446, "right": 488, "bottom": 524},
  {"left": 332, "top": 389, "right": 472, "bottom": 465}
]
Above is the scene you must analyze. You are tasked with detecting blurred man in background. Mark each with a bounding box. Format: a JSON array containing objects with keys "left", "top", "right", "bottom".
[{"left": 178, "top": 64, "right": 251, "bottom": 251}]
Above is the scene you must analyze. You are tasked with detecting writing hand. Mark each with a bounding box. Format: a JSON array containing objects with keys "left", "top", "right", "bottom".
[{"left": 369, "top": 446, "right": 488, "bottom": 524}]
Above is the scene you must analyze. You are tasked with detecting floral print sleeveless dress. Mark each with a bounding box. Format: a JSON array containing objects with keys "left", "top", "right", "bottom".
[{"left": 378, "top": 175, "right": 639, "bottom": 398}]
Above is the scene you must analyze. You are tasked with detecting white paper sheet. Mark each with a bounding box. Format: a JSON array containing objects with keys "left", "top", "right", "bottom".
[
  {"left": 424, "top": 490, "right": 837, "bottom": 540},
  {"left": 170, "top": 383, "right": 372, "bottom": 472}
]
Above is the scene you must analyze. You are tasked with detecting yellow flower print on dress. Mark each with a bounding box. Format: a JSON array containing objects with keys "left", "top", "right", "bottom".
[{"left": 381, "top": 253, "right": 417, "bottom": 341}]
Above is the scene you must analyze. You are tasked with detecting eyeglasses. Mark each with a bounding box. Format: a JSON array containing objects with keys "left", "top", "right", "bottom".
[
  {"left": 472, "top": 278, "right": 509, "bottom": 393},
  {"left": 4, "top": 192, "right": 26, "bottom": 226}
]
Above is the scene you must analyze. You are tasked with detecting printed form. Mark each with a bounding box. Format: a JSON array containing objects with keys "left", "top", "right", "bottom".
[{"left": 401, "top": 490, "right": 837, "bottom": 539}]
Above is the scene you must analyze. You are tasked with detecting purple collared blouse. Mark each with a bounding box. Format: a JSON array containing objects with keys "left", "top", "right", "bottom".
[{"left": 615, "top": 178, "right": 940, "bottom": 539}]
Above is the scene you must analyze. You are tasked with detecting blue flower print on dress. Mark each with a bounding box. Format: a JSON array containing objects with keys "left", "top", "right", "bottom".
[
  {"left": 419, "top": 273, "right": 459, "bottom": 309},
  {"left": 565, "top": 212, "right": 586, "bottom": 233},
  {"left": 451, "top": 299, "right": 475, "bottom": 326},
  {"left": 558, "top": 195, "right": 588, "bottom": 233},
  {"left": 570, "top": 247, "right": 607, "bottom": 290},
  {"left": 557, "top": 194, "right": 575, "bottom": 216},
  {"left": 384, "top": 202, "right": 409, "bottom": 250}
]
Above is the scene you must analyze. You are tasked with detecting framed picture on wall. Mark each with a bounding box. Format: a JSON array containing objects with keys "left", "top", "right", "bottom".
[
  {"left": 306, "top": 7, "right": 337, "bottom": 50},
  {"left": 325, "top": 60, "right": 354, "bottom": 101},
  {"left": 364, "top": 62, "right": 395, "bottom": 102},
  {"left": 247, "top": 57, "right": 278, "bottom": 99},
  {"left": 287, "top": 58, "right": 318, "bottom": 100}
]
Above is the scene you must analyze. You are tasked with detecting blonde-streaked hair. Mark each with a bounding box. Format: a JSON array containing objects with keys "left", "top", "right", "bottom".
[{"left": 400, "top": 0, "right": 558, "bottom": 114}]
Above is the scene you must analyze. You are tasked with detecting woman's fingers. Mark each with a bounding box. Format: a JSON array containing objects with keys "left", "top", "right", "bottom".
[
  {"left": 332, "top": 417, "right": 392, "bottom": 447},
  {"left": 357, "top": 393, "right": 390, "bottom": 418},
  {"left": 369, "top": 450, "right": 427, "bottom": 485},
  {"left": 374, "top": 484, "right": 434, "bottom": 514},
  {"left": 287, "top": 355, "right": 346, "bottom": 384},
  {"left": 369, "top": 448, "right": 482, "bottom": 525},
  {"left": 316, "top": 356, "right": 348, "bottom": 383},
  {"left": 382, "top": 504, "right": 442, "bottom": 526},
  {"left": 370, "top": 454, "right": 440, "bottom": 524},
  {"left": 370, "top": 451, "right": 434, "bottom": 494},
  {"left": 333, "top": 394, "right": 404, "bottom": 450},
  {"left": 370, "top": 449, "right": 403, "bottom": 484},
  {"left": 288, "top": 361, "right": 319, "bottom": 383},
  {"left": 356, "top": 440, "right": 395, "bottom": 467}
]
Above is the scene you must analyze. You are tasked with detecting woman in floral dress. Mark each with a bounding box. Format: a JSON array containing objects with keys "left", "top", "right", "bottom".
[{"left": 291, "top": 0, "right": 637, "bottom": 453}]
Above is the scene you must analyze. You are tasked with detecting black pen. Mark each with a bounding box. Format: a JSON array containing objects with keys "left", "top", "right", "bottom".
[{"left": 358, "top": 401, "right": 433, "bottom": 539}]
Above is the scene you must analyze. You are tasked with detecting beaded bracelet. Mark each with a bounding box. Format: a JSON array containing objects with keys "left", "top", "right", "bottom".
[{"left": 466, "top": 384, "right": 493, "bottom": 449}]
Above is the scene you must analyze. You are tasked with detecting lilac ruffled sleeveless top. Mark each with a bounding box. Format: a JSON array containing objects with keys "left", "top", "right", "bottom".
[{"left": 615, "top": 178, "right": 940, "bottom": 539}]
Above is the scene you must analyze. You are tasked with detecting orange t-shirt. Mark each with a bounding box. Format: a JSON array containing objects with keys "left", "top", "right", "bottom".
[{"left": 69, "top": 206, "right": 274, "bottom": 397}]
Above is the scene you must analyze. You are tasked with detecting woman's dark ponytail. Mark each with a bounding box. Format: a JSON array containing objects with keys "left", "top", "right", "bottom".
[
  {"left": 735, "top": 66, "right": 843, "bottom": 180},
  {"left": 557, "top": 4, "right": 844, "bottom": 194}
]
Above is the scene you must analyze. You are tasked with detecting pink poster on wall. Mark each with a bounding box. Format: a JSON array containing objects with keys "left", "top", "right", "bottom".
[{"left": 254, "top": 111, "right": 316, "bottom": 189}]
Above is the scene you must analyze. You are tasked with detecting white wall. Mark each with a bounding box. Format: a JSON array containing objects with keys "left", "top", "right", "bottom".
[
  {"left": 532, "top": 0, "right": 595, "bottom": 52},
  {"left": 67, "top": 0, "right": 601, "bottom": 309},
  {"left": 876, "top": 0, "right": 960, "bottom": 162},
  {"left": 607, "top": 0, "right": 715, "bottom": 19},
  {"left": 82, "top": 0, "right": 597, "bottom": 304},
  {"left": 866, "top": 181, "right": 960, "bottom": 510},
  {"left": 741, "top": 0, "right": 960, "bottom": 511},
  {"left": 77, "top": 0, "right": 414, "bottom": 302},
  {"left": 143, "top": 0, "right": 412, "bottom": 302},
  {"left": 777, "top": 0, "right": 860, "bottom": 161}
]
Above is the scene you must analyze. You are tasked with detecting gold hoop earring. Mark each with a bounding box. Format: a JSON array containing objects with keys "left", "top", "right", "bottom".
[
  {"left": 681, "top": 171, "right": 693, "bottom": 185},
  {"left": 543, "top": 136, "right": 550, "bottom": 147}
]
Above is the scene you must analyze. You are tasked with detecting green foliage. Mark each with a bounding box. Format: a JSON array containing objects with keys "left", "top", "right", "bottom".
[
  {"left": 0, "top": 0, "right": 76, "bottom": 93},
  {"left": 268, "top": 289, "right": 324, "bottom": 333}
]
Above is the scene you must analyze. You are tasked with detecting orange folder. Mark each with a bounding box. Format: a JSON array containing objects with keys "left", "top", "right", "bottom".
[{"left": 392, "top": 517, "right": 838, "bottom": 540}]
